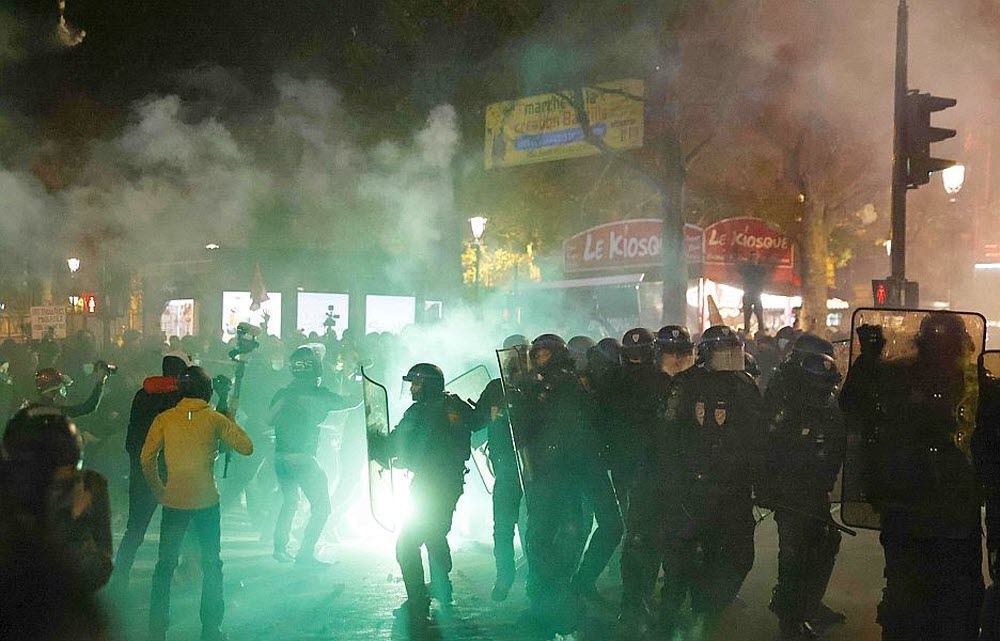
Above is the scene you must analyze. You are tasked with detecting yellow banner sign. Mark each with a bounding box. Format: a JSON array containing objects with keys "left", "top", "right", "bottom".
[{"left": 485, "top": 79, "right": 644, "bottom": 169}]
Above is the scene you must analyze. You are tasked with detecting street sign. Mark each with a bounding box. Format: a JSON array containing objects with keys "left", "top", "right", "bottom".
[
  {"left": 563, "top": 219, "right": 703, "bottom": 274},
  {"left": 485, "top": 79, "right": 644, "bottom": 169},
  {"left": 701, "top": 217, "right": 797, "bottom": 286},
  {"left": 30, "top": 305, "right": 67, "bottom": 340}
]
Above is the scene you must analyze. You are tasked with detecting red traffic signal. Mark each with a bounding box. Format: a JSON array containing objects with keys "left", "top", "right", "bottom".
[
  {"left": 904, "top": 91, "right": 957, "bottom": 188},
  {"left": 874, "top": 281, "right": 888, "bottom": 306}
]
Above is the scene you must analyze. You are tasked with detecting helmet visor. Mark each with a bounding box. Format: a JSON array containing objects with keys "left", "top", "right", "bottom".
[{"left": 705, "top": 344, "right": 745, "bottom": 372}]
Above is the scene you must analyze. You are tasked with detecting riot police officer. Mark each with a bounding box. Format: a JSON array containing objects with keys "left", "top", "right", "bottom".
[
  {"left": 618, "top": 325, "right": 697, "bottom": 638},
  {"left": 615, "top": 328, "right": 659, "bottom": 513},
  {"left": 367, "top": 363, "right": 473, "bottom": 628},
  {"left": 657, "top": 325, "right": 763, "bottom": 638},
  {"left": 840, "top": 312, "right": 982, "bottom": 641},
  {"left": 760, "top": 334, "right": 846, "bottom": 640},
  {"left": 473, "top": 334, "right": 528, "bottom": 602},
  {"left": 568, "top": 335, "right": 596, "bottom": 378},
  {"left": 975, "top": 350, "right": 1000, "bottom": 640},
  {"left": 516, "top": 334, "right": 622, "bottom": 637}
]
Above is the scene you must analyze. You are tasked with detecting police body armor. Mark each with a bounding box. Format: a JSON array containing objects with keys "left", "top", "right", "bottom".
[
  {"left": 762, "top": 361, "right": 844, "bottom": 511},
  {"left": 667, "top": 366, "right": 763, "bottom": 519}
]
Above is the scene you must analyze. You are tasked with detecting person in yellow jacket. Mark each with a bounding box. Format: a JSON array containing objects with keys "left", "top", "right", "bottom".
[{"left": 141, "top": 366, "right": 253, "bottom": 641}]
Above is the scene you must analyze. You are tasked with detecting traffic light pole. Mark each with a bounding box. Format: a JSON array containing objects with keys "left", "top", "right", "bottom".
[{"left": 888, "top": 0, "right": 908, "bottom": 305}]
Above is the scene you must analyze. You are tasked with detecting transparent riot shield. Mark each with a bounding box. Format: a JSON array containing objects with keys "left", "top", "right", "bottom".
[
  {"left": 445, "top": 365, "right": 495, "bottom": 493},
  {"left": 496, "top": 345, "right": 531, "bottom": 488},
  {"left": 362, "top": 368, "right": 395, "bottom": 532},
  {"left": 840, "top": 308, "right": 986, "bottom": 530},
  {"left": 983, "top": 350, "right": 1000, "bottom": 379},
  {"left": 832, "top": 339, "right": 850, "bottom": 384}
]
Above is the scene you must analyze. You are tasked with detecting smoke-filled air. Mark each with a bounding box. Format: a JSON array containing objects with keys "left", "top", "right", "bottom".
[{"left": 0, "top": 1, "right": 998, "bottom": 641}]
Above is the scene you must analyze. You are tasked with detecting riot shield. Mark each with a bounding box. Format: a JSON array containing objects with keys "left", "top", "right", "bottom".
[
  {"left": 362, "top": 368, "right": 395, "bottom": 532},
  {"left": 832, "top": 339, "right": 850, "bottom": 385},
  {"left": 840, "top": 308, "right": 986, "bottom": 530},
  {"left": 496, "top": 346, "right": 531, "bottom": 488},
  {"left": 983, "top": 350, "right": 1000, "bottom": 379},
  {"left": 445, "top": 365, "right": 495, "bottom": 493}
]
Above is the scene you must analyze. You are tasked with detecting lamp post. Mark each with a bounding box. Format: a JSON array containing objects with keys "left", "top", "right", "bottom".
[
  {"left": 469, "top": 216, "right": 487, "bottom": 309},
  {"left": 67, "top": 257, "right": 81, "bottom": 274}
]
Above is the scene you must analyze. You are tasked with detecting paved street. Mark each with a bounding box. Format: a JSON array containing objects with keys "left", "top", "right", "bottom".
[{"left": 100, "top": 502, "right": 890, "bottom": 641}]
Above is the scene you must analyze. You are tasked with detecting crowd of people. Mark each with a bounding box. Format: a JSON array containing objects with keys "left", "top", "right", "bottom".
[{"left": 0, "top": 310, "right": 994, "bottom": 641}]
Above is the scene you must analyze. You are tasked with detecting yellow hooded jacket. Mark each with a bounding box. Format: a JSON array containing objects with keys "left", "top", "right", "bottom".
[{"left": 141, "top": 397, "right": 253, "bottom": 510}]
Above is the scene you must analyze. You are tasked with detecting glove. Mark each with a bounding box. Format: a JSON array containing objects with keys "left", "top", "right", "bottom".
[
  {"left": 856, "top": 324, "right": 885, "bottom": 359},
  {"left": 93, "top": 360, "right": 113, "bottom": 380}
]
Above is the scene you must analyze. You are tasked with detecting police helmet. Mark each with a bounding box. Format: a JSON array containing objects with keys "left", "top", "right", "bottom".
[
  {"left": 655, "top": 325, "right": 694, "bottom": 354},
  {"left": 568, "top": 336, "right": 595, "bottom": 370},
  {"left": 795, "top": 351, "right": 841, "bottom": 388},
  {"left": 568, "top": 336, "right": 596, "bottom": 356},
  {"left": 744, "top": 352, "right": 761, "bottom": 378},
  {"left": 530, "top": 333, "right": 569, "bottom": 363},
  {"left": 3, "top": 406, "right": 81, "bottom": 468},
  {"left": 502, "top": 334, "right": 529, "bottom": 350},
  {"left": 915, "top": 312, "right": 974, "bottom": 355},
  {"left": 621, "top": 328, "right": 656, "bottom": 364},
  {"left": 698, "top": 325, "right": 745, "bottom": 372},
  {"left": 590, "top": 337, "right": 623, "bottom": 367},
  {"left": 775, "top": 326, "right": 801, "bottom": 351},
  {"left": 35, "top": 368, "right": 72, "bottom": 396},
  {"left": 790, "top": 333, "right": 835, "bottom": 358},
  {"left": 178, "top": 366, "right": 214, "bottom": 401},
  {"left": 402, "top": 363, "right": 445, "bottom": 394},
  {"left": 289, "top": 345, "right": 324, "bottom": 380}
]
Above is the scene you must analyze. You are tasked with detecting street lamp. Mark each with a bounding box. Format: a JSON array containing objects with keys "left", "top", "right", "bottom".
[
  {"left": 468, "top": 217, "right": 488, "bottom": 309},
  {"left": 942, "top": 164, "right": 966, "bottom": 196},
  {"left": 469, "top": 216, "right": 488, "bottom": 243},
  {"left": 67, "top": 257, "right": 81, "bottom": 273}
]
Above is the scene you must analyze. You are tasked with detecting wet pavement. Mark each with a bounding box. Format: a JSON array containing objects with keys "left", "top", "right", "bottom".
[{"left": 99, "top": 505, "right": 890, "bottom": 641}]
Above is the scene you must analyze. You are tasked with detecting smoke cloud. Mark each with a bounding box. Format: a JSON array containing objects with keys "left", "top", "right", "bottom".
[{"left": 0, "top": 68, "right": 461, "bottom": 299}]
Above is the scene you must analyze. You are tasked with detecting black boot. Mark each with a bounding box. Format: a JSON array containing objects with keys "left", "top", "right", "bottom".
[
  {"left": 810, "top": 602, "right": 846, "bottom": 626},
  {"left": 778, "top": 619, "right": 818, "bottom": 641},
  {"left": 393, "top": 597, "right": 431, "bottom": 626},
  {"left": 492, "top": 573, "right": 514, "bottom": 602}
]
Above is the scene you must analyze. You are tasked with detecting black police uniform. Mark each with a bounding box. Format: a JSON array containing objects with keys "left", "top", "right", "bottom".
[
  {"left": 619, "top": 364, "right": 691, "bottom": 628},
  {"left": 974, "top": 359, "right": 1000, "bottom": 640},
  {"left": 517, "top": 352, "right": 622, "bottom": 634},
  {"left": 658, "top": 359, "right": 763, "bottom": 634},
  {"left": 473, "top": 377, "right": 523, "bottom": 596},
  {"left": 372, "top": 387, "right": 473, "bottom": 614},
  {"left": 762, "top": 357, "right": 845, "bottom": 636},
  {"left": 614, "top": 360, "right": 660, "bottom": 515},
  {"left": 840, "top": 324, "right": 982, "bottom": 641}
]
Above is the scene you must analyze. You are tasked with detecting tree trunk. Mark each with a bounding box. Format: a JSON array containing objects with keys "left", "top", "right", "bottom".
[
  {"left": 660, "top": 131, "right": 688, "bottom": 326},
  {"left": 800, "top": 199, "right": 828, "bottom": 332}
]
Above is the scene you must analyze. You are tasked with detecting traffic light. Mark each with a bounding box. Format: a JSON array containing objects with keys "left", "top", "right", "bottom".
[
  {"left": 872, "top": 279, "right": 892, "bottom": 307},
  {"left": 904, "top": 91, "right": 957, "bottom": 188},
  {"left": 872, "top": 278, "right": 919, "bottom": 308}
]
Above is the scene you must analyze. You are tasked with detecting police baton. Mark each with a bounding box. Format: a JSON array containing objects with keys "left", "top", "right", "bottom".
[{"left": 758, "top": 500, "right": 858, "bottom": 537}]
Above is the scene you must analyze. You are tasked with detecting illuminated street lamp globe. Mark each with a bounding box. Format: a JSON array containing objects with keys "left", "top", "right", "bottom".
[
  {"left": 942, "top": 164, "right": 966, "bottom": 195},
  {"left": 67, "top": 257, "right": 81, "bottom": 273},
  {"left": 469, "top": 216, "right": 488, "bottom": 243}
]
